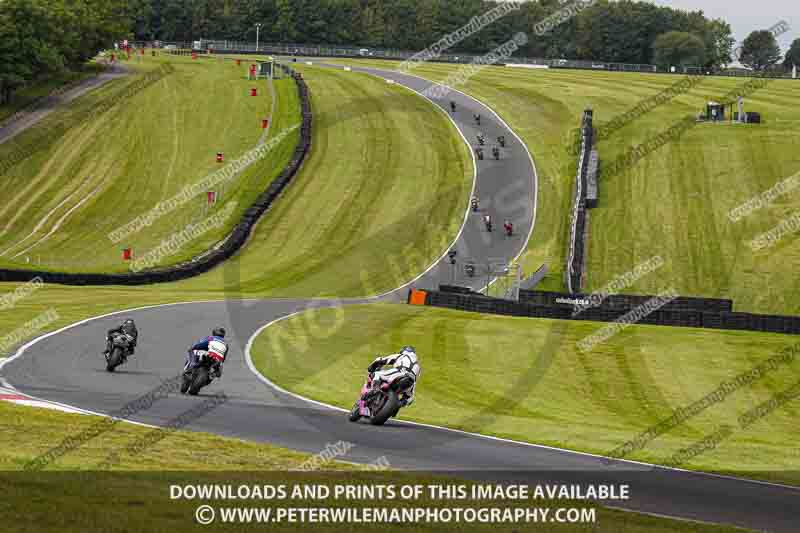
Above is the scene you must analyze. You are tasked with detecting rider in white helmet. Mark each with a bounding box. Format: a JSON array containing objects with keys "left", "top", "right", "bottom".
[{"left": 367, "top": 345, "right": 421, "bottom": 406}]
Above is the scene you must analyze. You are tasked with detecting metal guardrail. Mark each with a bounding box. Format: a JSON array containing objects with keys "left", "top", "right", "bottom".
[{"left": 565, "top": 109, "right": 593, "bottom": 294}]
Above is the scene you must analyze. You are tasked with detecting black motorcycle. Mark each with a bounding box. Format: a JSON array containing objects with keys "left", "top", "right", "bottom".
[
  {"left": 471, "top": 198, "right": 479, "bottom": 212},
  {"left": 181, "top": 350, "right": 223, "bottom": 395},
  {"left": 105, "top": 332, "right": 133, "bottom": 372}
]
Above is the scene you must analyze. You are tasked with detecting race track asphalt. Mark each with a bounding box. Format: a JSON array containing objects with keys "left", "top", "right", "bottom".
[{"left": 2, "top": 63, "right": 797, "bottom": 533}]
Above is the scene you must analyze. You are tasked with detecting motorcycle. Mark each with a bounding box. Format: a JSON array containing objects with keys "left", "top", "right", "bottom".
[
  {"left": 181, "top": 349, "right": 224, "bottom": 396},
  {"left": 349, "top": 370, "right": 415, "bottom": 426},
  {"left": 471, "top": 198, "right": 479, "bottom": 212},
  {"left": 504, "top": 223, "right": 514, "bottom": 237},
  {"left": 484, "top": 218, "right": 493, "bottom": 232},
  {"left": 105, "top": 332, "right": 133, "bottom": 372}
]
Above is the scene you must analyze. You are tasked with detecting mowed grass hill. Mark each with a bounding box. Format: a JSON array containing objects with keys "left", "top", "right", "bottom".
[
  {"left": 0, "top": 58, "right": 472, "bottom": 297},
  {"left": 0, "top": 54, "right": 298, "bottom": 273},
  {"left": 334, "top": 59, "right": 800, "bottom": 314}
]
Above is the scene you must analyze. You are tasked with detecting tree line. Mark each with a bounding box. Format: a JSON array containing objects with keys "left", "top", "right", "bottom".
[
  {"left": 129, "top": 0, "right": 799, "bottom": 71},
  {"left": 1, "top": 0, "right": 798, "bottom": 106},
  {"left": 0, "top": 0, "right": 127, "bottom": 104}
]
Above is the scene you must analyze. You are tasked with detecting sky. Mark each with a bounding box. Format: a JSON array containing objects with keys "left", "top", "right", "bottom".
[{"left": 651, "top": 0, "right": 797, "bottom": 50}]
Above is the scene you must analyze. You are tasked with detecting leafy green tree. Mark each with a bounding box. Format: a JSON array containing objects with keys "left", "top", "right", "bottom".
[
  {"left": 702, "top": 18, "right": 735, "bottom": 69},
  {"left": 0, "top": 0, "right": 65, "bottom": 104},
  {"left": 783, "top": 38, "right": 800, "bottom": 70},
  {"left": 739, "top": 29, "right": 782, "bottom": 71},
  {"left": 652, "top": 31, "right": 707, "bottom": 69}
]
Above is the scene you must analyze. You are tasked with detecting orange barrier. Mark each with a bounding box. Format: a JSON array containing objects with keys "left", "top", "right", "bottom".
[{"left": 408, "top": 289, "right": 427, "bottom": 306}]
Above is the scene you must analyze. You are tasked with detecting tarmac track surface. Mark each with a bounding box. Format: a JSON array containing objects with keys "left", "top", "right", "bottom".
[{"left": 2, "top": 64, "right": 798, "bottom": 532}]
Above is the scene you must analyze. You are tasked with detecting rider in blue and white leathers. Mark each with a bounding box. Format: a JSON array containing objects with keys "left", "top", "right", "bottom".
[
  {"left": 367, "top": 346, "right": 421, "bottom": 406},
  {"left": 185, "top": 327, "right": 229, "bottom": 379}
]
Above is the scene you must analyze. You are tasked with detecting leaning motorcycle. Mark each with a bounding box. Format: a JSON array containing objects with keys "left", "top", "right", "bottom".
[
  {"left": 181, "top": 349, "right": 224, "bottom": 396},
  {"left": 348, "top": 370, "right": 414, "bottom": 426},
  {"left": 105, "top": 332, "right": 133, "bottom": 372}
]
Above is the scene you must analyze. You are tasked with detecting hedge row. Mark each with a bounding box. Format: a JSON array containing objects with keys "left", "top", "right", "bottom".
[
  {"left": 0, "top": 64, "right": 311, "bottom": 286},
  {"left": 423, "top": 289, "right": 800, "bottom": 336}
]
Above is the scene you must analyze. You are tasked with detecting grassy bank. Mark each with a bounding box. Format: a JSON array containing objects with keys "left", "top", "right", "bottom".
[{"left": 252, "top": 303, "right": 800, "bottom": 485}]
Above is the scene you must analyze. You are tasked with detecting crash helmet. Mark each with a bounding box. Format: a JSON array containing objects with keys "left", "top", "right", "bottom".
[
  {"left": 400, "top": 345, "right": 416, "bottom": 357},
  {"left": 212, "top": 327, "right": 226, "bottom": 339},
  {"left": 121, "top": 319, "right": 136, "bottom": 335}
]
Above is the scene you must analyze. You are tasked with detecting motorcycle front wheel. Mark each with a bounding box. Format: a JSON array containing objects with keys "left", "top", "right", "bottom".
[
  {"left": 180, "top": 372, "right": 191, "bottom": 394},
  {"left": 348, "top": 401, "right": 361, "bottom": 422},
  {"left": 106, "top": 347, "right": 123, "bottom": 372}
]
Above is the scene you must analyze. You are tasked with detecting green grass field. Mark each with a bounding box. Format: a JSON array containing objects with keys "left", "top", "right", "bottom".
[
  {"left": 252, "top": 303, "right": 800, "bottom": 485},
  {"left": 0, "top": 54, "right": 300, "bottom": 273},
  {"left": 331, "top": 59, "right": 800, "bottom": 314},
  {"left": 0, "top": 402, "right": 749, "bottom": 533},
  {"left": 176, "top": 62, "right": 472, "bottom": 297}
]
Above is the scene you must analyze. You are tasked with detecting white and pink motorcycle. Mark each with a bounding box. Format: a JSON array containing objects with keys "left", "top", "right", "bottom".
[{"left": 348, "top": 368, "right": 416, "bottom": 426}]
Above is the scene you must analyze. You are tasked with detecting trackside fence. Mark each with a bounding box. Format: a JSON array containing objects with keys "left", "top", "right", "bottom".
[
  {"left": 419, "top": 287, "right": 800, "bottom": 336},
  {"left": 138, "top": 40, "right": 800, "bottom": 79},
  {"left": 0, "top": 63, "right": 312, "bottom": 285}
]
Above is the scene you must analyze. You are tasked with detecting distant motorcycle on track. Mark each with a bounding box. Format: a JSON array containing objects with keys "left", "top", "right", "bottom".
[{"left": 348, "top": 370, "right": 415, "bottom": 426}]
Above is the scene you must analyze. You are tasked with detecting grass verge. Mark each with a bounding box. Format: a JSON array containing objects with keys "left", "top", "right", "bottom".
[{"left": 251, "top": 303, "right": 800, "bottom": 485}]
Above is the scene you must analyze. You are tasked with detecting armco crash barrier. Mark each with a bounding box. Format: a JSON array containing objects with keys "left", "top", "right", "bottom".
[
  {"left": 420, "top": 288, "right": 800, "bottom": 336},
  {"left": 0, "top": 64, "right": 311, "bottom": 286},
  {"left": 565, "top": 109, "right": 594, "bottom": 294}
]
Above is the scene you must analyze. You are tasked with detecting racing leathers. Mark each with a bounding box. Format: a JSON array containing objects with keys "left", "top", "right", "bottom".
[
  {"left": 185, "top": 335, "right": 228, "bottom": 379},
  {"left": 368, "top": 351, "right": 421, "bottom": 407},
  {"left": 104, "top": 321, "right": 138, "bottom": 356}
]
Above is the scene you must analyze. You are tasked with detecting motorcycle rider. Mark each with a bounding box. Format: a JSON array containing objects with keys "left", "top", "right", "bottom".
[
  {"left": 103, "top": 318, "right": 138, "bottom": 357},
  {"left": 484, "top": 213, "right": 493, "bottom": 232},
  {"left": 471, "top": 195, "right": 480, "bottom": 212},
  {"left": 367, "top": 346, "right": 421, "bottom": 407},
  {"left": 504, "top": 218, "right": 514, "bottom": 236},
  {"left": 185, "top": 327, "right": 229, "bottom": 379}
]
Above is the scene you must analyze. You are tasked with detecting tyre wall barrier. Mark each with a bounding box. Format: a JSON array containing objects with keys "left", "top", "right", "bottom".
[
  {"left": 0, "top": 63, "right": 311, "bottom": 286},
  {"left": 420, "top": 288, "right": 800, "bottom": 336}
]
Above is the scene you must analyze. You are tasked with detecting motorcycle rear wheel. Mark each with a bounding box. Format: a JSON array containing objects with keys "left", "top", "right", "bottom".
[
  {"left": 188, "top": 367, "right": 209, "bottom": 396},
  {"left": 369, "top": 391, "right": 399, "bottom": 426}
]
